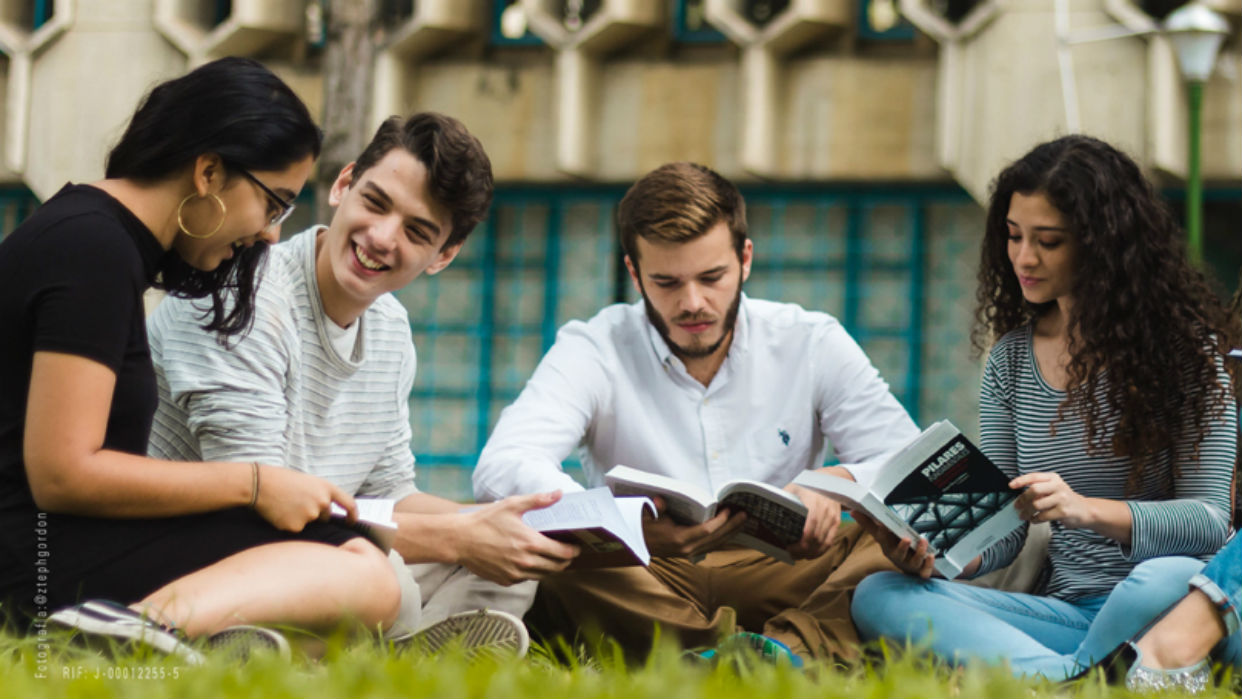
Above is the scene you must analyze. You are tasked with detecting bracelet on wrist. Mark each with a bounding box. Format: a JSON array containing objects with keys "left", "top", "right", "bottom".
[{"left": 248, "top": 462, "right": 260, "bottom": 509}]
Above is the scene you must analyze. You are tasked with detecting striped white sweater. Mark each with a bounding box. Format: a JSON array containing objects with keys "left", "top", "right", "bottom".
[
  {"left": 147, "top": 228, "right": 420, "bottom": 501},
  {"left": 975, "top": 325, "right": 1235, "bottom": 600}
]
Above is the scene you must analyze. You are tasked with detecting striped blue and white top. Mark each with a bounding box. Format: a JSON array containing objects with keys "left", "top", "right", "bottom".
[
  {"left": 974, "top": 326, "right": 1236, "bottom": 601},
  {"left": 146, "top": 228, "right": 420, "bottom": 501}
]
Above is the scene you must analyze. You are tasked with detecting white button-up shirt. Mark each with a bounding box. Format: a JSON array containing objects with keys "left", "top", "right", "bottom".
[{"left": 473, "top": 295, "right": 919, "bottom": 501}]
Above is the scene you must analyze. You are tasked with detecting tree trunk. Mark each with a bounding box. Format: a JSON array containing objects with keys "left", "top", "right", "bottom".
[{"left": 317, "top": 0, "right": 381, "bottom": 223}]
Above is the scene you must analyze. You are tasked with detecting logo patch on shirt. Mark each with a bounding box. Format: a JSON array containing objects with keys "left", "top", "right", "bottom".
[{"left": 778, "top": 429, "right": 790, "bottom": 446}]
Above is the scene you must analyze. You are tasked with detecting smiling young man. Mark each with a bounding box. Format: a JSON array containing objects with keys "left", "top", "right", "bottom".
[
  {"left": 146, "top": 113, "right": 579, "bottom": 653},
  {"left": 472, "top": 162, "right": 920, "bottom": 663}
]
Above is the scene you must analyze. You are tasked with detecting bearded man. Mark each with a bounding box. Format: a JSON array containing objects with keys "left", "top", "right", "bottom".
[{"left": 473, "top": 162, "right": 917, "bottom": 664}]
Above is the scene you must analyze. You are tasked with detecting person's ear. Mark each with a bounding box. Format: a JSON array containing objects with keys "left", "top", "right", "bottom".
[
  {"left": 328, "top": 163, "right": 357, "bottom": 208},
  {"left": 740, "top": 239, "right": 753, "bottom": 283},
  {"left": 624, "top": 255, "right": 642, "bottom": 295},
  {"left": 426, "top": 242, "right": 463, "bottom": 275},
  {"left": 191, "top": 153, "right": 225, "bottom": 195}
]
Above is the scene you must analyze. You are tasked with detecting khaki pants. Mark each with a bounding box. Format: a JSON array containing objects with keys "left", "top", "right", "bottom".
[
  {"left": 384, "top": 552, "right": 539, "bottom": 639},
  {"left": 527, "top": 521, "right": 892, "bottom": 661}
]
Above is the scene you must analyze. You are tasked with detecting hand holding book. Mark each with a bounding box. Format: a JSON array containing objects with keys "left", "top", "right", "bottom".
[
  {"left": 640, "top": 495, "right": 748, "bottom": 559},
  {"left": 458, "top": 491, "right": 584, "bottom": 582},
  {"left": 793, "top": 420, "right": 1023, "bottom": 579},
  {"left": 604, "top": 465, "right": 810, "bottom": 564},
  {"left": 784, "top": 483, "right": 843, "bottom": 559},
  {"left": 852, "top": 511, "right": 937, "bottom": 579}
]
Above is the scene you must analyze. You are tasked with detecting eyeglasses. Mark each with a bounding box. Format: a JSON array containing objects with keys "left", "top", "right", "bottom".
[{"left": 238, "top": 168, "right": 296, "bottom": 230}]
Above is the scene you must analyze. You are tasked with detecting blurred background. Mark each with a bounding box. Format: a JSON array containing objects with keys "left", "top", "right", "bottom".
[{"left": 0, "top": 0, "right": 1237, "bottom": 499}]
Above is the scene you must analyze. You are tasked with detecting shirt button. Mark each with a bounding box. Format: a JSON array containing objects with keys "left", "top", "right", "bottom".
[
  {"left": 711, "top": 451, "right": 719, "bottom": 460},
  {"left": 703, "top": 398, "right": 710, "bottom": 405}
]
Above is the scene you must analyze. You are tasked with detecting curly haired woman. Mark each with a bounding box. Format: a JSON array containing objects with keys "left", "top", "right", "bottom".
[{"left": 849, "top": 135, "right": 1239, "bottom": 682}]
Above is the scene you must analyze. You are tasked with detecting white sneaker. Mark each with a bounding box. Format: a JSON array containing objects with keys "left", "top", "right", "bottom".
[
  {"left": 404, "top": 609, "right": 530, "bottom": 659},
  {"left": 48, "top": 600, "right": 206, "bottom": 665},
  {"left": 206, "top": 625, "right": 291, "bottom": 662}
]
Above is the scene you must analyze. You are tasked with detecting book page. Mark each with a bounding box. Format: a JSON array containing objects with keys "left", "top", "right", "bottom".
[
  {"left": 521, "top": 487, "right": 654, "bottom": 566},
  {"left": 716, "top": 480, "right": 808, "bottom": 564},
  {"left": 790, "top": 471, "right": 924, "bottom": 548},
  {"left": 330, "top": 498, "right": 396, "bottom": 526},
  {"left": 604, "top": 465, "right": 716, "bottom": 524},
  {"left": 330, "top": 498, "right": 397, "bottom": 552}
]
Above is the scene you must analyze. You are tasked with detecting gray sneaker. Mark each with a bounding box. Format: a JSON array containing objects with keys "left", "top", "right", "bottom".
[
  {"left": 206, "top": 625, "right": 291, "bottom": 662},
  {"left": 404, "top": 609, "right": 530, "bottom": 659},
  {"left": 48, "top": 600, "right": 205, "bottom": 665}
]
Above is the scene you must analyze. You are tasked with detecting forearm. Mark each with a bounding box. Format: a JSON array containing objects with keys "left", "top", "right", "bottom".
[
  {"left": 390, "top": 493, "right": 472, "bottom": 563},
  {"left": 1126, "top": 498, "right": 1231, "bottom": 560},
  {"left": 391, "top": 510, "right": 469, "bottom": 564},
  {"left": 971, "top": 524, "right": 1027, "bottom": 578},
  {"left": 28, "top": 449, "right": 254, "bottom": 517},
  {"left": 815, "top": 465, "right": 855, "bottom": 482},
  {"left": 1085, "top": 497, "right": 1134, "bottom": 546}
]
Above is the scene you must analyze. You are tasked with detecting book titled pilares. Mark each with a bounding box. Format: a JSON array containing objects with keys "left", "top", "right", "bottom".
[{"left": 794, "top": 420, "right": 1022, "bottom": 578}]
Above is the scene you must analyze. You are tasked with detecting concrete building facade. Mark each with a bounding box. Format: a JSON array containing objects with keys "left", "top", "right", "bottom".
[{"left": 2, "top": 0, "right": 1238, "bottom": 496}]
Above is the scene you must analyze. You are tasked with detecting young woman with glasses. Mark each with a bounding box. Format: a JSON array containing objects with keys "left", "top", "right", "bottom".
[{"left": 0, "top": 57, "right": 399, "bottom": 659}]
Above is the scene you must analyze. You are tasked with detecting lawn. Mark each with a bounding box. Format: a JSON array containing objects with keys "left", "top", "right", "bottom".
[{"left": 0, "top": 628, "right": 1234, "bottom": 699}]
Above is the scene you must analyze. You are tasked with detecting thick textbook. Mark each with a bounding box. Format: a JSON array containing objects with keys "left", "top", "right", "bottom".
[
  {"left": 793, "top": 420, "right": 1022, "bottom": 578},
  {"left": 603, "top": 465, "right": 808, "bottom": 565},
  {"left": 520, "top": 487, "right": 655, "bottom": 568}
]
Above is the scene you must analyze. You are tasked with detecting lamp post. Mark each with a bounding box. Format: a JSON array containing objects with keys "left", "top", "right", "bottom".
[{"left": 1163, "top": 2, "right": 1229, "bottom": 266}]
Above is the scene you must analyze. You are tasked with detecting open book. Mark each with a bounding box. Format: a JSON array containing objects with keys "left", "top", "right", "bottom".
[
  {"left": 603, "top": 465, "right": 808, "bottom": 565},
  {"left": 520, "top": 488, "right": 655, "bottom": 568},
  {"left": 793, "top": 420, "right": 1022, "bottom": 578},
  {"left": 330, "top": 498, "right": 398, "bottom": 553}
]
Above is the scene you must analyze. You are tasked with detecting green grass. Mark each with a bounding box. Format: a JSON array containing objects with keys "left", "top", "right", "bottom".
[{"left": 0, "top": 628, "right": 1234, "bottom": 699}]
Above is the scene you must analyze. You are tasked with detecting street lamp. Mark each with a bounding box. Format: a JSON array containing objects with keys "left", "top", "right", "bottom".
[{"left": 1163, "top": 2, "right": 1229, "bottom": 266}]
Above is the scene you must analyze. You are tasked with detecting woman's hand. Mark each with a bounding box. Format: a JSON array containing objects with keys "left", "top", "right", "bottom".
[
  {"left": 1009, "top": 472, "right": 1094, "bottom": 528},
  {"left": 252, "top": 464, "right": 356, "bottom": 532}
]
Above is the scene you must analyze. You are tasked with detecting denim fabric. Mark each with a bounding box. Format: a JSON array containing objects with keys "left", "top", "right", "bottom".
[
  {"left": 852, "top": 556, "right": 1206, "bottom": 680},
  {"left": 1189, "top": 532, "right": 1242, "bottom": 665}
]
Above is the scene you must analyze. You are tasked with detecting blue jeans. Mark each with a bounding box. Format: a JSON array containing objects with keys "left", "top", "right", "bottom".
[
  {"left": 1189, "top": 533, "right": 1242, "bottom": 665},
  {"left": 851, "top": 556, "right": 1206, "bottom": 680}
]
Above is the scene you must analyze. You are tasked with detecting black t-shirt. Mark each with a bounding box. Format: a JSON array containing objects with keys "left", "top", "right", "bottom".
[{"left": 0, "top": 184, "right": 165, "bottom": 587}]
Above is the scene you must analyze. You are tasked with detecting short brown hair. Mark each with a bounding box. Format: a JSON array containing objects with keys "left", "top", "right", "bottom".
[
  {"left": 352, "top": 112, "right": 493, "bottom": 249},
  {"left": 617, "top": 162, "right": 747, "bottom": 266}
]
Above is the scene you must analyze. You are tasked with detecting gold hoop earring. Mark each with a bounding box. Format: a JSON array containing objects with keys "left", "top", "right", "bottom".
[{"left": 176, "top": 192, "right": 227, "bottom": 240}]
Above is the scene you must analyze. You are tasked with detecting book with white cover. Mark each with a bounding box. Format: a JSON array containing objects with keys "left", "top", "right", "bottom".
[
  {"left": 793, "top": 420, "right": 1022, "bottom": 578},
  {"left": 603, "top": 465, "right": 808, "bottom": 565},
  {"left": 330, "top": 498, "right": 398, "bottom": 553},
  {"left": 520, "top": 487, "right": 655, "bottom": 568}
]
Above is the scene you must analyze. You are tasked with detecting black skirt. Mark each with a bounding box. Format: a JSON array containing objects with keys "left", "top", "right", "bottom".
[{"left": 0, "top": 506, "right": 360, "bottom": 614}]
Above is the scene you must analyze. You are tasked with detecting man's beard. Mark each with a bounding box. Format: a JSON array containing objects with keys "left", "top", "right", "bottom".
[{"left": 640, "top": 276, "right": 743, "bottom": 361}]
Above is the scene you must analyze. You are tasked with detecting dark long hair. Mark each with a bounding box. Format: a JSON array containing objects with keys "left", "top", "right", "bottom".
[
  {"left": 973, "top": 135, "right": 1238, "bottom": 493},
  {"left": 105, "top": 57, "right": 322, "bottom": 335}
]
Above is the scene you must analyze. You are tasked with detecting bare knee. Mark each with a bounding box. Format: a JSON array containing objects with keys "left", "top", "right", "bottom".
[{"left": 342, "top": 538, "right": 402, "bottom": 629}]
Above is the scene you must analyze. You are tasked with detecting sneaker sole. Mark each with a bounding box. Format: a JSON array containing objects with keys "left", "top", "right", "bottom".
[
  {"left": 409, "top": 609, "right": 530, "bottom": 658},
  {"left": 49, "top": 602, "right": 205, "bottom": 665},
  {"left": 207, "top": 625, "right": 291, "bottom": 662}
]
